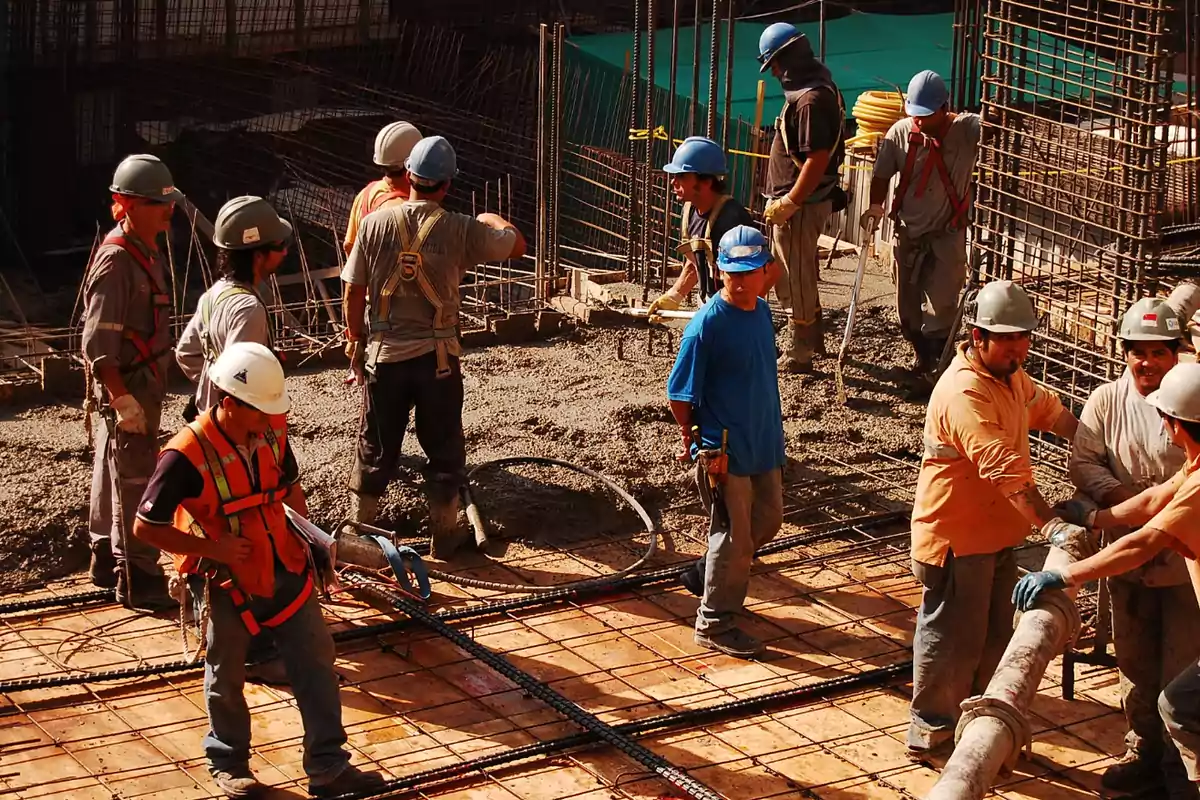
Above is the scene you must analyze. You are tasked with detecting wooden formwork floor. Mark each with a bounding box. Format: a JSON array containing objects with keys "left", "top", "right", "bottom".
[{"left": 0, "top": 457, "right": 1127, "bottom": 800}]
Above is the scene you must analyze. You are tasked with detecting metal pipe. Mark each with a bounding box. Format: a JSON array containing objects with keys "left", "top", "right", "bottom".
[
  {"left": 721, "top": 0, "right": 734, "bottom": 149},
  {"left": 662, "top": 0, "right": 681, "bottom": 292},
  {"left": 643, "top": 0, "right": 656, "bottom": 290},
  {"left": 629, "top": 4, "right": 642, "bottom": 280},
  {"left": 691, "top": 0, "right": 702, "bottom": 136},
  {"left": 537, "top": 24, "right": 547, "bottom": 297},
  {"left": 925, "top": 547, "right": 1081, "bottom": 800}
]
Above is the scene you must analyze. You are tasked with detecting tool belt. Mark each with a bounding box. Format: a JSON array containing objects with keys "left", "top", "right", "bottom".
[{"left": 367, "top": 207, "right": 454, "bottom": 378}]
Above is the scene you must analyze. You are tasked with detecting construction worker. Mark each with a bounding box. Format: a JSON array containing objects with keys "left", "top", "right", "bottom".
[
  {"left": 1064, "top": 298, "right": 1200, "bottom": 798},
  {"left": 82, "top": 154, "right": 181, "bottom": 611},
  {"left": 646, "top": 137, "right": 766, "bottom": 321},
  {"left": 863, "top": 70, "right": 981, "bottom": 393},
  {"left": 132, "top": 343, "right": 384, "bottom": 799},
  {"left": 344, "top": 121, "right": 423, "bottom": 255},
  {"left": 758, "top": 22, "right": 846, "bottom": 374},
  {"left": 1015, "top": 362, "right": 1200, "bottom": 800},
  {"left": 667, "top": 225, "right": 786, "bottom": 659},
  {"left": 176, "top": 196, "right": 293, "bottom": 413},
  {"left": 908, "top": 280, "right": 1081, "bottom": 755},
  {"left": 341, "top": 135, "right": 526, "bottom": 558}
]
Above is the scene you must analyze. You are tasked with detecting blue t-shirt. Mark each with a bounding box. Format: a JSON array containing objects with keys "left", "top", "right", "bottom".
[{"left": 666, "top": 293, "right": 786, "bottom": 476}]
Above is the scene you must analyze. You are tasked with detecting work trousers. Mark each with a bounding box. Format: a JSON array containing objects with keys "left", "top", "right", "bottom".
[
  {"left": 351, "top": 352, "right": 467, "bottom": 503},
  {"left": 88, "top": 386, "right": 165, "bottom": 574},
  {"left": 894, "top": 226, "right": 967, "bottom": 342},
  {"left": 694, "top": 465, "right": 784, "bottom": 636},
  {"left": 770, "top": 200, "right": 833, "bottom": 362},
  {"left": 1111, "top": 578, "right": 1200, "bottom": 777},
  {"left": 908, "top": 548, "right": 1017, "bottom": 749},
  {"left": 191, "top": 565, "right": 349, "bottom": 780},
  {"left": 1162, "top": 656, "right": 1200, "bottom": 784}
]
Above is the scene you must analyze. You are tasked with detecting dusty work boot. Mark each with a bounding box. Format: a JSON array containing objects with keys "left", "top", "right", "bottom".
[
  {"left": 679, "top": 558, "right": 706, "bottom": 597},
  {"left": 1100, "top": 750, "right": 1164, "bottom": 798},
  {"left": 695, "top": 627, "right": 764, "bottom": 659},
  {"left": 116, "top": 562, "right": 179, "bottom": 613},
  {"left": 89, "top": 540, "right": 117, "bottom": 589},
  {"left": 308, "top": 763, "right": 386, "bottom": 798},
  {"left": 428, "top": 494, "right": 470, "bottom": 560},
  {"left": 211, "top": 766, "right": 265, "bottom": 799},
  {"left": 777, "top": 323, "right": 812, "bottom": 374},
  {"left": 811, "top": 310, "right": 828, "bottom": 359},
  {"left": 340, "top": 492, "right": 380, "bottom": 536}
]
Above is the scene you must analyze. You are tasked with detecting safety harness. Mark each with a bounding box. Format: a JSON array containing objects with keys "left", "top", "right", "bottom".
[
  {"left": 367, "top": 206, "right": 454, "bottom": 378},
  {"left": 890, "top": 125, "right": 970, "bottom": 232},
  {"left": 101, "top": 232, "right": 173, "bottom": 383},
  {"left": 189, "top": 422, "right": 312, "bottom": 635},
  {"left": 198, "top": 283, "right": 271, "bottom": 364},
  {"left": 678, "top": 195, "right": 731, "bottom": 261},
  {"left": 776, "top": 85, "right": 846, "bottom": 205},
  {"left": 365, "top": 180, "right": 408, "bottom": 214}
]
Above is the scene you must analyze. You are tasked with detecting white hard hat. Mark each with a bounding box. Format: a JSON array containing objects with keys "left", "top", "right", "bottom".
[
  {"left": 209, "top": 342, "right": 290, "bottom": 415},
  {"left": 1120, "top": 297, "right": 1182, "bottom": 341},
  {"left": 1147, "top": 363, "right": 1200, "bottom": 423},
  {"left": 373, "top": 121, "right": 423, "bottom": 168},
  {"left": 972, "top": 280, "right": 1039, "bottom": 333}
]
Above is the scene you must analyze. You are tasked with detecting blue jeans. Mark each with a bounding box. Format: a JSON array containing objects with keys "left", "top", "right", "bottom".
[
  {"left": 694, "top": 466, "right": 784, "bottom": 636},
  {"left": 191, "top": 565, "right": 349, "bottom": 779}
]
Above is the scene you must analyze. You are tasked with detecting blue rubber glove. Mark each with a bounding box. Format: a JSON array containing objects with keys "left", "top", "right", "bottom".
[
  {"left": 1012, "top": 570, "right": 1069, "bottom": 611},
  {"left": 1055, "top": 499, "right": 1096, "bottom": 528}
]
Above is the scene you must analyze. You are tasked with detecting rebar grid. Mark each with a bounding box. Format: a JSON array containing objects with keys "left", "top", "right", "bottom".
[{"left": 967, "top": 0, "right": 1175, "bottom": 432}]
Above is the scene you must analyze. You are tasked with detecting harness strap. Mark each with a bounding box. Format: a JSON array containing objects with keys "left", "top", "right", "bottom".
[
  {"left": 369, "top": 207, "right": 453, "bottom": 377},
  {"left": 367, "top": 185, "right": 408, "bottom": 214},
  {"left": 200, "top": 284, "right": 266, "bottom": 363},
  {"left": 215, "top": 572, "right": 313, "bottom": 635},
  {"left": 890, "top": 129, "right": 970, "bottom": 231},
  {"left": 777, "top": 88, "right": 845, "bottom": 203},
  {"left": 103, "top": 233, "right": 171, "bottom": 382}
]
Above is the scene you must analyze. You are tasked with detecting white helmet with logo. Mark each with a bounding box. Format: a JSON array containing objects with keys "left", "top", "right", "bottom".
[
  {"left": 209, "top": 342, "right": 290, "bottom": 415},
  {"left": 1120, "top": 297, "right": 1183, "bottom": 342}
]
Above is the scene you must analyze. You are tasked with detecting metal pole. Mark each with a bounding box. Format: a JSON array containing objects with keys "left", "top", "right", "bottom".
[
  {"left": 554, "top": 22, "right": 564, "bottom": 280},
  {"left": 819, "top": 0, "right": 826, "bottom": 61},
  {"left": 706, "top": 0, "right": 719, "bottom": 139},
  {"left": 629, "top": 2, "right": 642, "bottom": 278},
  {"left": 643, "top": 0, "right": 655, "bottom": 290},
  {"left": 536, "top": 24, "right": 547, "bottom": 297},
  {"left": 721, "top": 0, "right": 734, "bottom": 149},
  {"left": 662, "top": 0, "right": 681, "bottom": 292},
  {"left": 691, "top": 0, "right": 702, "bottom": 136}
]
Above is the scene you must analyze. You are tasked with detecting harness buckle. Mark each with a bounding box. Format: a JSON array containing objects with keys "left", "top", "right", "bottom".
[{"left": 399, "top": 252, "right": 421, "bottom": 282}]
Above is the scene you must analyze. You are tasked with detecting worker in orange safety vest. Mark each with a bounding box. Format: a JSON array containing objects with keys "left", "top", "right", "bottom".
[
  {"left": 343, "top": 121, "right": 423, "bottom": 255},
  {"left": 132, "top": 342, "right": 385, "bottom": 799}
]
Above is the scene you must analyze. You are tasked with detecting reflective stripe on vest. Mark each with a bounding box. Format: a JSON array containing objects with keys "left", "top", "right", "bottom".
[
  {"left": 890, "top": 128, "right": 970, "bottom": 231},
  {"left": 188, "top": 420, "right": 284, "bottom": 538},
  {"left": 98, "top": 231, "right": 171, "bottom": 382},
  {"left": 367, "top": 207, "right": 455, "bottom": 377},
  {"left": 199, "top": 284, "right": 268, "bottom": 364}
]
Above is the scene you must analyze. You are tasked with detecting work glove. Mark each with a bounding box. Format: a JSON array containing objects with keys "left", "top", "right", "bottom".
[
  {"left": 344, "top": 339, "right": 366, "bottom": 386},
  {"left": 860, "top": 203, "right": 884, "bottom": 232},
  {"left": 763, "top": 195, "right": 799, "bottom": 226},
  {"left": 647, "top": 292, "right": 683, "bottom": 325},
  {"left": 1054, "top": 499, "right": 1098, "bottom": 529},
  {"left": 1041, "top": 517, "right": 1100, "bottom": 560},
  {"left": 1012, "top": 570, "right": 1070, "bottom": 611},
  {"left": 111, "top": 393, "right": 147, "bottom": 434}
]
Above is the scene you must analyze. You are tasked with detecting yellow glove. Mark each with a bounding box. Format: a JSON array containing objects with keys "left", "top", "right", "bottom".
[
  {"left": 111, "top": 393, "right": 147, "bottom": 434},
  {"left": 763, "top": 195, "right": 798, "bottom": 226},
  {"left": 860, "top": 203, "right": 884, "bottom": 232},
  {"left": 647, "top": 292, "right": 682, "bottom": 325}
]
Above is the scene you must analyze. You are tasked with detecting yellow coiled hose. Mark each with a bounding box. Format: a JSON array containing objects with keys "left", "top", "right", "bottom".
[{"left": 846, "top": 91, "right": 905, "bottom": 153}]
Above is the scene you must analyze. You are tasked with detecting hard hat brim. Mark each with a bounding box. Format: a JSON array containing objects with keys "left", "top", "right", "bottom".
[
  {"left": 1121, "top": 332, "right": 1181, "bottom": 342},
  {"left": 719, "top": 255, "right": 770, "bottom": 273},
  {"left": 974, "top": 321, "right": 1038, "bottom": 334},
  {"left": 251, "top": 391, "right": 292, "bottom": 416},
  {"left": 662, "top": 162, "right": 692, "bottom": 174},
  {"left": 905, "top": 100, "right": 940, "bottom": 117}
]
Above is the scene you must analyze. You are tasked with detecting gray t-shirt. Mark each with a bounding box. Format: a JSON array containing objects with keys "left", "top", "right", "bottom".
[
  {"left": 873, "top": 113, "right": 981, "bottom": 238},
  {"left": 175, "top": 277, "right": 271, "bottom": 412},
  {"left": 341, "top": 200, "right": 516, "bottom": 364}
]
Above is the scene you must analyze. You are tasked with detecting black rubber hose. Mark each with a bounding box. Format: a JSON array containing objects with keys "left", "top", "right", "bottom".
[{"left": 342, "top": 573, "right": 727, "bottom": 800}]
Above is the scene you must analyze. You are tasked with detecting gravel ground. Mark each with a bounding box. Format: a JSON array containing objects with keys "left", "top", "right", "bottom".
[{"left": 0, "top": 253, "right": 937, "bottom": 592}]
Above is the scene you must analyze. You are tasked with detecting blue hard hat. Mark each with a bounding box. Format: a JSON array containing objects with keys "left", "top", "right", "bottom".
[
  {"left": 405, "top": 135, "right": 458, "bottom": 185},
  {"left": 717, "top": 225, "right": 771, "bottom": 272},
  {"left": 757, "top": 23, "right": 806, "bottom": 72},
  {"left": 662, "top": 136, "right": 727, "bottom": 175},
  {"left": 905, "top": 70, "right": 949, "bottom": 117}
]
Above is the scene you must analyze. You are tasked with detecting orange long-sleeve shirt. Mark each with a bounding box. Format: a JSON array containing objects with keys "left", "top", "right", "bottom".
[{"left": 912, "top": 342, "right": 1065, "bottom": 566}]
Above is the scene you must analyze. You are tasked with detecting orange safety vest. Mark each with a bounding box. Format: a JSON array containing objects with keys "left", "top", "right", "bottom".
[
  {"left": 167, "top": 409, "right": 311, "bottom": 609},
  {"left": 363, "top": 179, "right": 409, "bottom": 214},
  {"left": 97, "top": 230, "right": 173, "bottom": 383}
]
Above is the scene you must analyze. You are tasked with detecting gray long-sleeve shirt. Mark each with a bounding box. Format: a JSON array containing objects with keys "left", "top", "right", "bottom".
[
  {"left": 1070, "top": 369, "right": 1189, "bottom": 585},
  {"left": 175, "top": 278, "right": 271, "bottom": 412}
]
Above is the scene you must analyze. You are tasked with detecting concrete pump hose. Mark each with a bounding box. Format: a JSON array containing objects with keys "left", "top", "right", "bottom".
[
  {"left": 846, "top": 91, "right": 905, "bottom": 153},
  {"left": 427, "top": 456, "right": 659, "bottom": 594}
]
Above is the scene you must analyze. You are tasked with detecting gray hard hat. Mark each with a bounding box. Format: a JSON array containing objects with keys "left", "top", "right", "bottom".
[
  {"left": 373, "top": 121, "right": 423, "bottom": 168},
  {"left": 1120, "top": 297, "right": 1182, "bottom": 342},
  {"left": 109, "top": 154, "right": 183, "bottom": 202},
  {"left": 1147, "top": 363, "right": 1200, "bottom": 423},
  {"left": 213, "top": 196, "right": 293, "bottom": 251},
  {"left": 972, "top": 280, "right": 1039, "bottom": 333}
]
